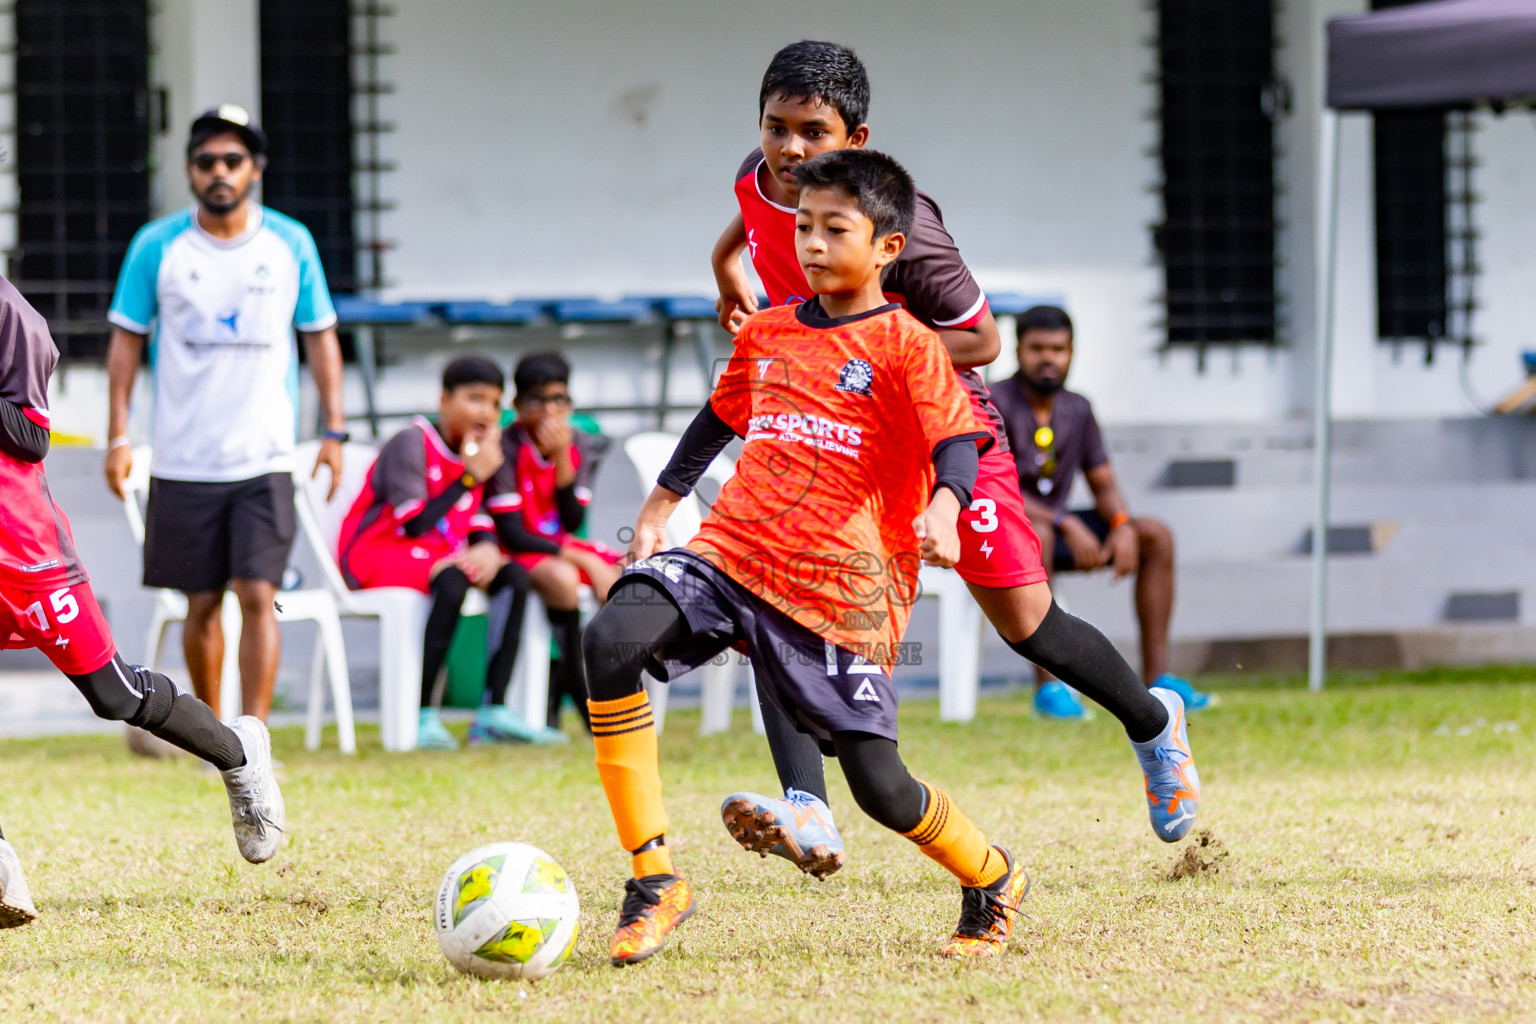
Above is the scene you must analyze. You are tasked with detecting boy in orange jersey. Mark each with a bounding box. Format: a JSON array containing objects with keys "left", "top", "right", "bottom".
[{"left": 581, "top": 149, "right": 1029, "bottom": 966}]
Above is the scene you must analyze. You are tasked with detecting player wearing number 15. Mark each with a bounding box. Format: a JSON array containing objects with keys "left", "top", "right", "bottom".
[{"left": 0, "top": 273, "right": 286, "bottom": 929}]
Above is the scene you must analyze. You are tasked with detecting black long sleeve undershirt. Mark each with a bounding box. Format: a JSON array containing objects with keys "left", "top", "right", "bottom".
[
  {"left": 492, "top": 510, "right": 561, "bottom": 556},
  {"left": 554, "top": 483, "right": 585, "bottom": 534},
  {"left": 400, "top": 480, "right": 469, "bottom": 538},
  {"left": 931, "top": 436, "right": 980, "bottom": 508},
  {"left": 0, "top": 400, "right": 49, "bottom": 463},
  {"left": 657, "top": 403, "right": 738, "bottom": 496}
]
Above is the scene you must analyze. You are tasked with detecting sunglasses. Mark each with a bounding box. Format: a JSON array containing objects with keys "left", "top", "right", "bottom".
[
  {"left": 1033, "top": 425, "right": 1058, "bottom": 493},
  {"left": 521, "top": 393, "right": 573, "bottom": 409},
  {"left": 192, "top": 152, "right": 248, "bottom": 172}
]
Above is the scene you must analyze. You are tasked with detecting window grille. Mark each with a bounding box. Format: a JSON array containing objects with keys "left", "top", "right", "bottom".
[
  {"left": 1154, "top": 0, "right": 1280, "bottom": 347},
  {"left": 12, "top": 0, "right": 150, "bottom": 362}
]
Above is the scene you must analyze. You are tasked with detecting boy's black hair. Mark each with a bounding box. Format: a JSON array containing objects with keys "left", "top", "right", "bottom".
[
  {"left": 791, "top": 149, "right": 915, "bottom": 241},
  {"left": 442, "top": 354, "right": 505, "bottom": 392},
  {"left": 759, "top": 40, "right": 870, "bottom": 132},
  {"left": 513, "top": 351, "right": 571, "bottom": 397},
  {"left": 1016, "top": 305, "right": 1075, "bottom": 341}
]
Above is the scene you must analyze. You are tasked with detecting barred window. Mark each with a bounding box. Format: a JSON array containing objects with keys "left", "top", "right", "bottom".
[
  {"left": 1154, "top": 0, "right": 1280, "bottom": 347},
  {"left": 12, "top": 0, "right": 150, "bottom": 362}
]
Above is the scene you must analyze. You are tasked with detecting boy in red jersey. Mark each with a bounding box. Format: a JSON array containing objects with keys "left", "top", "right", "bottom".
[
  {"left": 0, "top": 275, "right": 285, "bottom": 927},
  {"left": 339, "top": 356, "right": 554, "bottom": 750},
  {"left": 583, "top": 150, "right": 1030, "bottom": 965},
  {"left": 710, "top": 42, "right": 1201, "bottom": 872},
  {"left": 485, "top": 351, "right": 623, "bottom": 730}
]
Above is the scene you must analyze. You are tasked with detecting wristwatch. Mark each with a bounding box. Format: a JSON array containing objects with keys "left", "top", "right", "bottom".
[{"left": 322, "top": 429, "right": 350, "bottom": 442}]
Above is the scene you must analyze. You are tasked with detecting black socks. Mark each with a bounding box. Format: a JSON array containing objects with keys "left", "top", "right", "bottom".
[
  {"left": 756, "top": 681, "right": 830, "bottom": 805},
  {"left": 1008, "top": 602, "right": 1169, "bottom": 743}
]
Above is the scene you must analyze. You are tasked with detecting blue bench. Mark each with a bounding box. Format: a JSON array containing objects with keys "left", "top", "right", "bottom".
[
  {"left": 333, "top": 297, "right": 437, "bottom": 325},
  {"left": 551, "top": 297, "right": 656, "bottom": 323},
  {"left": 984, "top": 292, "right": 1066, "bottom": 318},
  {"left": 439, "top": 300, "right": 548, "bottom": 325},
  {"left": 333, "top": 292, "right": 1071, "bottom": 435}
]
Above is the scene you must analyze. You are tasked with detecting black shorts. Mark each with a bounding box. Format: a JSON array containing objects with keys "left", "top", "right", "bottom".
[
  {"left": 620, "top": 549, "right": 899, "bottom": 746},
  {"left": 1052, "top": 508, "right": 1111, "bottom": 572},
  {"left": 143, "top": 473, "right": 296, "bottom": 592}
]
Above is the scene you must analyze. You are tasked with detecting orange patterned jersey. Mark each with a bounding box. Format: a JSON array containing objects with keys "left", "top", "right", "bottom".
[{"left": 688, "top": 300, "right": 989, "bottom": 665}]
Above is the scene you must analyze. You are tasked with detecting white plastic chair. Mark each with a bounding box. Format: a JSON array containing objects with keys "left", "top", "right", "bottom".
[
  {"left": 920, "top": 564, "right": 983, "bottom": 722},
  {"left": 623, "top": 432, "right": 763, "bottom": 736},
  {"left": 293, "top": 441, "right": 548, "bottom": 752},
  {"left": 123, "top": 446, "right": 355, "bottom": 752}
]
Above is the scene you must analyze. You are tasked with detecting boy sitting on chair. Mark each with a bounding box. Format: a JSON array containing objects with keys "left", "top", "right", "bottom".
[
  {"left": 486, "top": 351, "right": 623, "bottom": 731},
  {"left": 337, "top": 356, "right": 558, "bottom": 750}
]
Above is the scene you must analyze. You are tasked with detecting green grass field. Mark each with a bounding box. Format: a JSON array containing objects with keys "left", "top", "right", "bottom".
[{"left": 2, "top": 670, "right": 1534, "bottom": 1023}]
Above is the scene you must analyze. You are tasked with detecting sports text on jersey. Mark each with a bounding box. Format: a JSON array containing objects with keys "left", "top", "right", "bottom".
[{"left": 746, "top": 412, "right": 863, "bottom": 456}]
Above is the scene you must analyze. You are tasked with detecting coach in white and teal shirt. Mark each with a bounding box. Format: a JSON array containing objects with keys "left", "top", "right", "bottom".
[{"left": 104, "top": 105, "right": 348, "bottom": 725}]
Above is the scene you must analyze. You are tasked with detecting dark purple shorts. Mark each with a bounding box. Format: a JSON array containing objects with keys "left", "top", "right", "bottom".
[{"left": 618, "top": 548, "right": 899, "bottom": 745}]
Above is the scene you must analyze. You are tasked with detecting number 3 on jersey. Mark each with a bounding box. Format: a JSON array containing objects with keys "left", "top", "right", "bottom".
[
  {"left": 22, "top": 587, "right": 80, "bottom": 630},
  {"left": 968, "top": 498, "right": 998, "bottom": 533}
]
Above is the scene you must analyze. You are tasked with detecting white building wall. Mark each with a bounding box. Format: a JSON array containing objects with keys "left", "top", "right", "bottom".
[
  {"left": 150, "top": 0, "right": 261, "bottom": 217},
  {"left": 33, "top": 0, "right": 1536, "bottom": 437},
  {"left": 374, "top": 0, "right": 1535, "bottom": 426}
]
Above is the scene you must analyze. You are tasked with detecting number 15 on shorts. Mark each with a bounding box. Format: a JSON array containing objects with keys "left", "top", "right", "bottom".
[{"left": 22, "top": 587, "right": 80, "bottom": 630}]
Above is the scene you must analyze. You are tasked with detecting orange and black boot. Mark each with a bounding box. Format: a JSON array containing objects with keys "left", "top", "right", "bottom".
[
  {"left": 939, "top": 847, "right": 1031, "bottom": 958},
  {"left": 609, "top": 873, "right": 696, "bottom": 966}
]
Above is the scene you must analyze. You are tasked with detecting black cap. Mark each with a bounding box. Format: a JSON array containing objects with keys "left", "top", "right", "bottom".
[{"left": 188, "top": 104, "right": 267, "bottom": 157}]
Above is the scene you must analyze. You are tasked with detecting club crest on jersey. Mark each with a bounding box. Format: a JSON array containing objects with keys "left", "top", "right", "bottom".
[{"left": 835, "top": 359, "right": 874, "bottom": 396}]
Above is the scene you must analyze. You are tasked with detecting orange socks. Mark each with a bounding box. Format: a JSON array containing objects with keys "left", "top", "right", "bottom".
[
  {"left": 590, "top": 692, "right": 674, "bottom": 878},
  {"left": 902, "top": 781, "right": 1007, "bottom": 888}
]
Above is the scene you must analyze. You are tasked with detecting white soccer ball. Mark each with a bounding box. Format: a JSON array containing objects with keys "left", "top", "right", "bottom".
[{"left": 433, "top": 842, "right": 580, "bottom": 980}]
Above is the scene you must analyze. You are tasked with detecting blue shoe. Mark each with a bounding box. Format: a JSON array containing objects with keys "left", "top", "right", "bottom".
[
  {"left": 415, "top": 708, "right": 458, "bottom": 751},
  {"left": 468, "top": 705, "right": 569, "bottom": 746},
  {"left": 1133, "top": 688, "right": 1200, "bottom": 842},
  {"left": 1150, "top": 673, "right": 1215, "bottom": 711},
  {"left": 720, "top": 788, "right": 846, "bottom": 880},
  {"left": 1033, "top": 681, "right": 1094, "bottom": 721}
]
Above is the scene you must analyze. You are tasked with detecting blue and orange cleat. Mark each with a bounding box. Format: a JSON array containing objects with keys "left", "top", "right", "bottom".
[
  {"left": 609, "top": 874, "right": 695, "bottom": 966},
  {"left": 940, "top": 847, "right": 1031, "bottom": 958},
  {"left": 1134, "top": 687, "right": 1201, "bottom": 842},
  {"left": 720, "top": 788, "right": 846, "bottom": 880}
]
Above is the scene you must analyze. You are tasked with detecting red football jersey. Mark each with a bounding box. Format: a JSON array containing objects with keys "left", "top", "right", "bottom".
[
  {"left": 733, "top": 149, "right": 1008, "bottom": 451},
  {"left": 483, "top": 425, "right": 597, "bottom": 546},
  {"left": 337, "top": 418, "right": 494, "bottom": 587},
  {"left": 0, "top": 274, "right": 87, "bottom": 588}
]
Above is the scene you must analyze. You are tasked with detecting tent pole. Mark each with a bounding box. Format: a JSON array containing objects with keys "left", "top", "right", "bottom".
[{"left": 1309, "top": 109, "right": 1343, "bottom": 693}]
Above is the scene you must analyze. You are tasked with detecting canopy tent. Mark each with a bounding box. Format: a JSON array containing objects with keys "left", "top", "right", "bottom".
[
  {"left": 1310, "top": 0, "right": 1536, "bottom": 689},
  {"left": 1328, "top": 0, "right": 1536, "bottom": 110}
]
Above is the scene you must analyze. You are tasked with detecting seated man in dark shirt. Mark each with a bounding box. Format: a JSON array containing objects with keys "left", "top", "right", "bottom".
[{"left": 990, "top": 306, "right": 1213, "bottom": 718}]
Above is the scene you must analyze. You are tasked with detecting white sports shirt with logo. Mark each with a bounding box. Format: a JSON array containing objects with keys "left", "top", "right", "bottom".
[{"left": 108, "top": 205, "right": 337, "bottom": 482}]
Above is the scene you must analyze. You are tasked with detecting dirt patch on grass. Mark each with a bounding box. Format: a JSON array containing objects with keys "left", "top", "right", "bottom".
[{"left": 1168, "top": 828, "right": 1228, "bottom": 880}]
